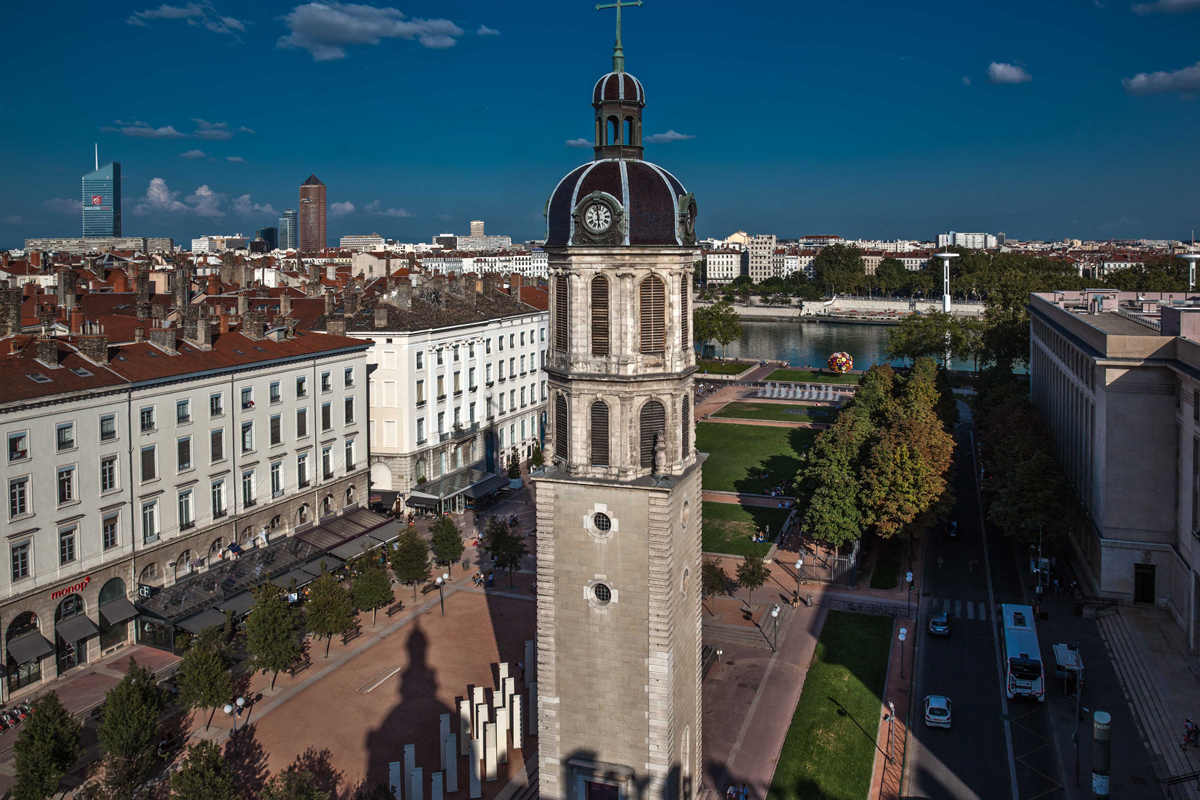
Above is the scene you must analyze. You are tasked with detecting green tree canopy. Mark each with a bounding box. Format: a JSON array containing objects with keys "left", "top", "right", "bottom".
[
  {"left": 483, "top": 515, "right": 529, "bottom": 589},
  {"left": 735, "top": 553, "right": 771, "bottom": 606},
  {"left": 812, "top": 244, "right": 866, "bottom": 295},
  {"left": 170, "top": 740, "right": 238, "bottom": 800},
  {"left": 700, "top": 557, "right": 729, "bottom": 616},
  {"left": 351, "top": 553, "right": 395, "bottom": 627},
  {"left": 245, "top": 582, "right": 303, "bottom": 689},
  {"left": 97, "top": 657, "right": 166, "bottom": 797},
  {"left": 389, "top": 525, "right": 432, "bottom": 601},
  {"left": 13, "top": 692, "right": 81, "bottom": 800},
  {"left": 305, "top": 570, "right": 358, "bottom": 657},
  {"left": 429, "top": 516, "right": 465, "bottom": 574},
  {"left": 176, "top": 629, "right": 234, "bottom": 732},
  {"left": 260, "top": 769, "right": 332, "bottom": 800}
]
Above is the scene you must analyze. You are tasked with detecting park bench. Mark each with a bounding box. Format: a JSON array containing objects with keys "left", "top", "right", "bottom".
[
  {"left": 385, "top": 601, "right": 404, "bottom": 617},
  {"left": 288, "top": 656, "right": 312, "bottom": 677},
  {"left": 342, "top": 628, "right": 362, "bottom": 645},
  {"left": 420, "top": 582, "right": 439, "bottom": 595}
]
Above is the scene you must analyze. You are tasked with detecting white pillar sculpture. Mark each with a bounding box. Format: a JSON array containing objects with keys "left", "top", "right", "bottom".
[
  {"left": 389, "top": 762, "right": 403, "bottom": 800},
  {"left": 484, "top": 723, "right": 498, "bottom": 781},
  {"left": 432, "top": 772, "right": 443, "bottom": 800},
  {"left": 443, "top": 734, "right": 458, "bottom": 793},
  {"left": 469, "top": 740, "right": 482, "bottom": 798},
  {"left": 511, "top": 693, "right": 523, "bottom": 750},
  {"left": 459, "top": 699, "right": 472, "bottom": 756}
]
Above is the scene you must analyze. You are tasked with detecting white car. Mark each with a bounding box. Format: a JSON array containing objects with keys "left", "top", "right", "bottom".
[{"left": 924, "top": 695, "right": 952, "bottom": 728}]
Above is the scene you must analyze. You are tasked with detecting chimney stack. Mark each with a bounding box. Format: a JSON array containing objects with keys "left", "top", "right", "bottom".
[
  {"left": 219, "top": 312, "right": 231, "bottom": 334},
  {"left": 206, "top": 274, "right": 220, "bottom": 296},
  {"left": 69, "top": 306, "right": 85, "bottom": 335},
  {"left": 173, "top": 267, "right": 189, "bottom": 309},
  {"left": 374, "top": 307, "right": 389, "bottom": 328},
  {"left": 327, "top": 316, "right": 348, "bottom": 337},
  {"left": 134, "top": 326, "right": 145, "bottom": 343},
  {"left": 280, "top": 292, "right": 292, "bottom": 317},
  {"left": 36, "top": 338, "right": 60, "bottom": 367},
  {"left": 242, "top": 317, "right": 265, "bottom": 340},
  {"left": 237, "top": 293, "right": 249, "bottom": 317},
  {"left": 344, "top": 293, "right": 360, "bottom": 316},
  {"left": 188, "top": 318, "right": 213, "bottom": 350},
  {"left": 324, "top": 290, "right": 335, "bottom": 316},
  {"left": 57, "top": 269, "right": 78, "bottom": 311},
  {"left": 148, "top": 327, "right": 177, "bottom": 354},
  {"left": 76, "top": 335, "right": 109, "bottom": 364}
]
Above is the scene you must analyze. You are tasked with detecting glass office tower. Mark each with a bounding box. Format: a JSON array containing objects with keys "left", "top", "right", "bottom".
[
  {"left": 256, "top": 226, "right": 278, "bottom": 250},
  {"left": 279, "top": 210, "right": 298, "bottom": 250},
  {"left": 82, "top": 162, "right": 121, "bottom": 237}
]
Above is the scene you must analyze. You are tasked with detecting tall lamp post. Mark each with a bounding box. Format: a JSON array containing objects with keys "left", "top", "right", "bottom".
[
  {"left": 906, "top": 571, "right": 914, "bottom": 618},
  {"left": 795, "top": 557, "right": 804, "bottom": 606},
  {"left": 224, "top": 696, "right": 246, "bottom": 737},
  {"left": 770, "top": 604, "right": 781, "bottom": 652},
  {"left": 1183, "top": 253, "right": 1200, "bottom": 291},
  {"left": 436, "top": 572, "right": 450, "bottom": 616},
  {"left": 898, "top": 628, "right": 908, "bottom": 679},
  {"left": 935, "top": 252, "right": 959, "bottom": 314},
  {"left": 886, "top": 700, "right": 896, "bottom": 763}
]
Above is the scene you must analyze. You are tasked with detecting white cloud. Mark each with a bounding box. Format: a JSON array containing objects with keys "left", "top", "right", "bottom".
[
  {"left": 363, "top": 200, "right": 381, "bottom": 212},
  {"left": 1133, "top": 0, "right": 1200, "bottom": 13},
  {"left": 962, "top": 75, "right": 971, "bottom": 86},
  {"left": 180, "top": 149, "right": 207, "bottom": 158},
  {"left": 44, "top": 198, "right": 82, "bottom": 214},
  {"left": 362, "top": 200, "right": 410, "bottom": 217},
  {"left": 192, "top": 119, "right": 234, "bottom": 140},
  {"left": 226, "top": 156, "right": 245, "bottom": 162},
  {"left": 134, "top": 177, "right": 190, "bottom": 215},
  {"left": 233, "top": 195, "right": 278, "bottom": 216},
  {"left": 382, "top": 207, "right": 413, "bottom": 217},
  {"left": 236, "top": 126, "right": 256, "bottom": 134},
  {"left": 645, "top": 130, "right": 696, "bottom": 143},
  {"left": 3, "top": 216, "right": 25, "bottom": 225},
  {"left": 277, "top": 3, "right": 466, "bottom": 61},
  {"left": 126, "top": 2, "right": 247, "bottom": 37},
  {"left": 565, "top": 138, "right": 592, "bottom": 148},
  {"left": 1122, "top": 61, "right": 1200, "bottom": 94},
  {"left": 186, "top": 185, "right": 226, "bottom": 217},
  {"left": 330, "top": 201, "right": 356, "bottom": 217},
  {"left": 987, "top": 62, "right": 1032, "bottom": 84},
  {"left": 477, "top": 24, "right": 500, "bottom": 35},
  {"left": 104, "top": 120, "right": 187, "bottom": 138}
]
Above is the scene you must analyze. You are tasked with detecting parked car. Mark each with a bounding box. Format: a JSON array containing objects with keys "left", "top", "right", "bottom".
[
  {"left": 925, "top": 695, "right": 952, "bottom": 728},
  {"left": 946, "top": 520, "right": 958, "bottom": 539},
  {"left": 928, "top": 611, "right": 950, "bottom": 636}
]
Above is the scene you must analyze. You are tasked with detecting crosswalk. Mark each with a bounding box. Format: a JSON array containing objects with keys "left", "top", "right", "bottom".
[{"left": 929, "top": 598, "right": 990, "bottom": 621}]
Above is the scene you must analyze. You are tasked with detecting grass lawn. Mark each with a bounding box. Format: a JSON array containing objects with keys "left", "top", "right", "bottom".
[
  {"left": 697, "top": 359, "right": 754, "bottom": 376},
  {"left": 701, "top": 502, "right": 791, "bottom": 557},
  {"left": 868, "top": 535, "right": 903, "bottom": 590},
  {"left": 711, "top": 402, "right": 836, "bottom": 424},
  {"left": 696, "top": 423, "right": 816, "bottom": 495},
  {"left": 768, "top": 611, "right": 893, "bottom": 800},
  {"left": 766, "top": 369, "right": 858, "bottom": 385}
]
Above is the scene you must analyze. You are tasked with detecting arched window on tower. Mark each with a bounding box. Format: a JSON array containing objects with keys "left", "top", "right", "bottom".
[
  {"left": 681, "top": 397, "right": 690, "bottom": 459},
  {"left": 554, "top": 275, "right": 569, "bottom": 352},
  {"left": 680, "top": 275, "right": 690, "bottom": 349},
  {"left": 640, "top": 400, "right": 665, "bottom": 468},
  {"left": 591, "top": 275, "right": 609, "bottom": 355},
  {"left": 639, "top": 275, "right": 666, "bottom": 354},
  {"left": 555, "top": 394, "right": 569, "bottom": 461},
  {"left": 590, "top": 401, "right": 610, "bottom": 466},
  {"left": 624, "top": 117, "right": 634, "bottom": 145},
  {"left": 607, "top": 116, "right": 620, "bottom": 146}
]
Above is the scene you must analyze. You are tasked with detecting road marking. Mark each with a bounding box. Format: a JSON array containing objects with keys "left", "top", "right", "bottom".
[
  {"left": 954, "top": 600, "right": 962, "bottom": 618},
  {"left": 979, "top": 603, "right": 988, "bottom": 622},
  {"left": 358, "top": 665, "right": 404, "bottom": 693},
  {"left": 967, "top": 602, "right": 975, "bottom": 620},
  {"left": 943, "top": 599, "right": 950, "bottom": 613}
]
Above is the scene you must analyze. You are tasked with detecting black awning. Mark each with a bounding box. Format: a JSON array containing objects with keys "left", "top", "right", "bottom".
[
  {"left": 56, "top": 615, "right": 100, "bottom": 642},
  {"left": 271, "top": 567, "right": 318, "bottom": 590},
  {"left": 330, "top": 535, "right": 377, "bottom": 561},
  {"left": 217, "top": 592, "right": 256, "bottom": 617},
  {"left": 7, "top": 632, "right": 54, "bottom": 664},
  {"left": 464, "top": 474, "right": 509, "bottom": 499},
  {"left": 406, "top": 493, "right": 439, "bottom": 509},
  {"left": 302, "top": 555, "right": 345, "bottom": 576},
  {"left": 175, "top": 609, "right": 228, "bottom": 635},
  {"left": 99, "top": 598, "right": 139, "bottom": 626}
]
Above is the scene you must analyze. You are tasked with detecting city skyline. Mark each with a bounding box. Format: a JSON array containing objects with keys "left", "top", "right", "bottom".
[{"left": 2, "top": 0, "right": 1200, "bottom": 247}]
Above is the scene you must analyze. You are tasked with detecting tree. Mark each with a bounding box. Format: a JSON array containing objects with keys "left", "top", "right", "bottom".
[
  {"left": 700, "top": 557, "right": 730, "bottom": 616},
  {"left": 390, "top": 525, "right": 432, "bottom": 601},
  {"left": 429, "top": 516, "right": 465, "bottom": 575},
  {"left": 353, "top": 782, "right": 397, "bottom": 800},
  {"left": 177, "top": 629, "right": 234, "bottom": 732},
  {"left": 13, "top": 692, "right": 81, "bottom": 800},
  {"left": 507, "top": 447, "right": 521, "bottom": 480},
  {"left": 735, "top": 553, "right": 771, "bottom": 606},
  {"left": 812, "top": 244, "right": 865, "bottom": 295},
  {"left": 875, "top": 258, "right": 907, "bottom": 297},
  {"left": 351, "top": 554, "right": 395, "bottom": 627},
  {"left": 483, "top": 515, "right": 529, "bottom": 589},
  {"left": 530, "top": 442, "right": 544, "bottom": 469},
  {"left": 694, "top": 299, "right": 743, "bottom": 360},
  {"left": 305, "top": 570, "right": 357, "bottom": 658},
  {"left": 170, "top": 740, "right": 237, "bottom": 800},
  {"left": 97, "top": 658, "right": 165, "bottom": 797},
  {"left": 245, "top": 582, "right": 303, "bottom": 689},
  {"left": 260, "top": 770, "right": 331, "bottom": 800}
]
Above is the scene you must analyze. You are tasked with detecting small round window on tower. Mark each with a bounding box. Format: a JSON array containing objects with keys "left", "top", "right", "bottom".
[
  {"left": 593, "top": 583, "right": 613, "bottom": 605},
  {"left": 593, "top": 512, "right": 612, "bottom": 532}
]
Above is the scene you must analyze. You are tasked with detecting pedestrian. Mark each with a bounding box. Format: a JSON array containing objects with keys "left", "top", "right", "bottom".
[
  {"left": 725, "top": 787, "right": 736, "bottom": 800},
  {"left": 740, "top": 783, "right": 749, "bottom": 800},
  {"left": 487, "top": 571, "right": 494, "bottom": 589},
  {"left": 518, "top": 661, "right": 526, "bottom": 681},
  {"left": 1053, "top": 578, "right": 1060, "bottom": 596}
]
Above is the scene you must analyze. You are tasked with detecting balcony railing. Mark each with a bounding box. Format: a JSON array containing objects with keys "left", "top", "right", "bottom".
[{"left": 439, "top": 422, "right": 480, "bottom": 443}]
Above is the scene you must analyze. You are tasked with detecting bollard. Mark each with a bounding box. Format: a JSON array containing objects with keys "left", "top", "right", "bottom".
[{"left": 1091, "top": 711, "right": 1111, "bottom": 798}]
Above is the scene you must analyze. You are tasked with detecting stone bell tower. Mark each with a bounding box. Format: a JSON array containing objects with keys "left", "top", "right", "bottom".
[{"left": 534, "top": 9, "right": 703, "bottom": 799}]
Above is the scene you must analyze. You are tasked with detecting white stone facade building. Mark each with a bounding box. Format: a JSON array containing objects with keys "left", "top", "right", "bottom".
[{"left": 703, "top": 249, "right": 744, "bottom": 284}]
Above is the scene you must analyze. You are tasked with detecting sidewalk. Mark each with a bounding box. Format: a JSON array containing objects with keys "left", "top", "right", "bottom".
[{"left": 869, "top": 618, "right": 915, "bottom": 800}]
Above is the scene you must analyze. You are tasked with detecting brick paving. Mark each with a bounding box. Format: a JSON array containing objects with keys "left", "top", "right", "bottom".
[{"left": 869, "top": 618, "right": 915, "bottom": 800}]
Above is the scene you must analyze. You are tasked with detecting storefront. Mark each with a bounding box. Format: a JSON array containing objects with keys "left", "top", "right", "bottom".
[
  {"left": 98, "top": 578, "right": 138, "bottom": 652},
  {"left": 407, "top": 468, "right": 506, "bottom": 514},
  {"left": 5, "top": 612, "right": 52, "bottom": 694},
  {"left": 54, "top": 595, "right": 98, "bottom": 676}
]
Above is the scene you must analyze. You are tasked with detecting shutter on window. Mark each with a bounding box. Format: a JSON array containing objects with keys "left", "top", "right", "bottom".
[
  {"left": 590, "top": 401, "right": 609, "bottom": 466},
  {"left": 211, "top": 430, "right": 223, "bottom": 461},
  {"left": 591, "top": 276, "right": 609, "bottom": 355},
  {"left": 639, "top": 400, "right": 665, "bottom": 468},
  {"left": 141, "top": 447, "right": 156, "bottom": 481},
  {"left": 271, "top": 416, "right": 281, "bottom": 444},
  {"left": 178, "top": 438, "right": 190, "bottom": 467},
  {"left": 555, "top": 395, "right": 569, "bottom": 460},
  {"left": 555, "top": 276, "right": 569, "bottom": 352},
  {"left": 681, "top": 397, "right": 690, "bottom": 458},
  {"left": 681, "top": 277, "right": 690, "bottom": 349},
  {"left": 640, "top": 276, "right": 665, "bottom": 353}
]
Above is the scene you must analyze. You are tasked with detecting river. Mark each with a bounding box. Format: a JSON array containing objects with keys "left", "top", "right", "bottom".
[{"left": 712, "top": 320, "right": 908, "bottom": 371}]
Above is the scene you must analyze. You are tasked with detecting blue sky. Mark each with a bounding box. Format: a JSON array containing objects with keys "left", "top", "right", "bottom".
[{"left": 2, "top": 0, "right": 1199, "bottom": 248}]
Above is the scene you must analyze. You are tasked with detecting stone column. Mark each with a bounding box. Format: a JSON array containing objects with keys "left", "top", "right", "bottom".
[
  {"left": 431, "top": 772, "right": 443, "bottom": 800},
  {"left": 439, "top": 715, "right": 451, "bottom": 769},
  {"left": 410, "top": 768, "right": 423, "bottom": 800},
  {"left": 469, "top": 738, "right": 482, "bottom": 798},
  {"left": 389, "top": 761, "right": 403, "bottom": 800},
  {"left": 459, "top": 699, "right": 472, "bottom": 756},
  {"left": 484, "top": 723, "right": 498, "bottom": 781},
  {"left": 503, "top": 678, "right": 516, "bottom": 712},
  {"left": 511, "top": 694, "right": 523, "bottom": 750},
  {"left": 443, "top": 734, "right": 458, "bottom": 793},
  {"left": 404, "top": 745, "right": 416, "bottom": 800},
  {"left": 475, "top": 702, "right": 489, "bottom": 740},
  {"left": 496, "top": 706, "right": 509, "bottom": 764}
]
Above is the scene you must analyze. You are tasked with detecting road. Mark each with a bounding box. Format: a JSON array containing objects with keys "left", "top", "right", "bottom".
[{"left": 904, "top": 419, "right": 1066, "bottom": 800}]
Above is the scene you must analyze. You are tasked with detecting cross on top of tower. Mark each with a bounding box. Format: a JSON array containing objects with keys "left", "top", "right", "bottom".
[{"left": 595, "top": 0, "right": 643, "bottom": 73}]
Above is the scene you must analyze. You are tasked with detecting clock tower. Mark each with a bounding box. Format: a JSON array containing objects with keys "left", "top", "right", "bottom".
[{"left": 535, "top": 11, "right": 703, "bottom": 800}]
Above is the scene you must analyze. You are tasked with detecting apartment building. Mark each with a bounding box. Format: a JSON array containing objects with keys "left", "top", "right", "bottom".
[
  {"left": 703, "top": 250, "right": 745, "bottom": 285},
  {"left": 747, "top": 235, "right": 777, "bottom": 282}
]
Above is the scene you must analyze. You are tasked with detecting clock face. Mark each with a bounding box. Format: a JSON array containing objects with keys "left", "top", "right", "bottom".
[{"left": 584, "top": 202, "right": 612, "bottom": 233}]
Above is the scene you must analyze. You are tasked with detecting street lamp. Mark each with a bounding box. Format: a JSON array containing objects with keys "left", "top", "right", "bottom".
[
  {"left": 436, "top": 572, "right": 450, "bottom": 616},
  {"left": 223, "top": 696, "right": 246, "bottom": 737},
  {"left": 795, "top": 558, "right": 804, "bottom": 606},
  {"left": 898, "top": 628, "right": 908, "bottom": 679},
  {"left": 906, "top": 571, "right": 914, "bottom": 618},
  {"left": 770, "top": 604, "right": 781, "bottom": 652},
  {"left": 886, "top": 700, "right": 896, "bottom": 763}
]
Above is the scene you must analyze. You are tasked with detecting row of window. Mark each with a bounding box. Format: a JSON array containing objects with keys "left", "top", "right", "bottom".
[
  {"left": 398, "top": 328, "right": 548, "bottom": 371},
  {"left": 554, "top": 274, "right": 689, "bottom": 356},
  {"left": 414, "top": 383, "right": 542, "bottom": 443},
  {"left": 554, "top": 395, "right": 691, "bottom": 467},
  {"left": 9, "top": 512, "right": 122, "bottom": 582}
]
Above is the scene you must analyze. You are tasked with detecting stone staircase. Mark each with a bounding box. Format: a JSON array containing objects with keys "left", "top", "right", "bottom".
[
  {"left": 1097, "top": 609, "right": 1200, "bottom": 798},
  {"left": 702, "top": 604, "right": 792, "bottom": 650}
]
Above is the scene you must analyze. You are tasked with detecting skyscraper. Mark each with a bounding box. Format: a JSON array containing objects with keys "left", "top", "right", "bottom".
[
  {"left": 470, "top": 220, "right": 485, "bottom": 237},
  {"left": 82, "top": 159, "right": 121, "bottom": 238},
  {"left": 256, "top": 226, "right": 278, "bottom": 250},
  {"left": 298, "top": 175, "right": 326, "bottom": 252},
  {"left": 279, "top": 210, "right": 298, "bottom": 250}
]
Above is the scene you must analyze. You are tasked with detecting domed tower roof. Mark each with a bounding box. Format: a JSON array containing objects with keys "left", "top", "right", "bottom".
[
  {"left": 546, "top": 159, "right": 694, "bottom": 247},
  {"left": 593, "top": 71, "right": 645, "bottom": 105}
]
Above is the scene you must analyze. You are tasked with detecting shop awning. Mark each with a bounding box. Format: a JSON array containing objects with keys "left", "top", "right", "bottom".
[
  {"left": 330, "top": 534, "right": 378, "bottom": 561},
  {"left": 175, "top": 609, "right": 227, "bottom": 635},
  {"left": 99, "top": 598, "right": 139, "bottom": 626},
  {"left": 302, "top": 554, "right": 346, "bottom": 576},
  {"left": 6, "top": 632, "right": 53, "bottom": 665},
  {"left": 406, "top": 492, "right": 440, "bottom": 509},
  {"left": 464, "top": 474, "right": 509, "bottom": 500},
  {"left": 217, "top": 592, "right": 256, "bottom": 617},
  {"left": 271, "top": 567, "right": 318, "bottom": 590},
  {"left": 56, "top": 615, "right": 99, "bottom": 642},
  {"left": 369, "top": 519, "right": 403, "bottom": 545}
]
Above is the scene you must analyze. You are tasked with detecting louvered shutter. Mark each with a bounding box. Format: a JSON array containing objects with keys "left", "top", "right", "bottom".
[
  {"left": 640, "top": 400, "right": 665, "bottom": 468},
  {"left": 211, "top": 429, "right": 224, "bottom": 461},
  {"left": 591, "top": 276, "right": 609, "bottom": 355},
  {"left": 177, "top": 438, "right": 191, "bottom": 469},
  {"left": 141, "top": 446, "right": 156, "bottom": 481},
  {"left": 555, "top": 394, "right": 569, "bottom": 460},
  {"left": 555, "top": 276, "right": 569, "bottom": 352},
  {"left": 681, "top": 277, "right": 689, "bottom": 349},
  {"left": 681, "top": 397, "right": 690, "bottom": 458},
  {"left": 640, "top": 276, "right": 665, "bottom": 353},
  {"left": 590, "top": 401, "right": 609, "bottom": 466}
]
